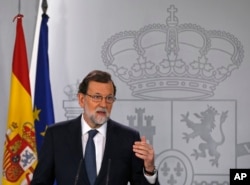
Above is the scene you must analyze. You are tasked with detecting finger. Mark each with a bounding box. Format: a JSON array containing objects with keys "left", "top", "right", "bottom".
[
  {"left": 134, "top": 136, "right": 147, "bottom": 146},
  {"left": 141, "top": 136, "right": 146, "bottom": 143},
  {"left": 133, "top": 143, "right": 149, "bottom": 151}
]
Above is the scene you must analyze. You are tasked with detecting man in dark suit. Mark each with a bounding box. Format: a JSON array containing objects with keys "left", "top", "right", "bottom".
[{"left": 31, "top": 70, "right": 160, "bottom": 185}]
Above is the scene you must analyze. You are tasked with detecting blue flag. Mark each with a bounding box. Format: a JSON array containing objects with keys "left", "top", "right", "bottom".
[{"left": 34, "top": 13, "right": 55, "bottom": 154}]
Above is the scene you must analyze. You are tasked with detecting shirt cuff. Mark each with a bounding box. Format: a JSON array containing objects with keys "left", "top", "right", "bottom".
[{"left": 143, "top": 168, "right": 157, "bottom": 184}]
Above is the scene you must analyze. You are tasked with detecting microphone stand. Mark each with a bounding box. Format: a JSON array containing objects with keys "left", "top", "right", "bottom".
[
  {"left": 74, "top": 158, "right": 83, "bottom": 185},
  {"left": 105, "top": 158, "right": 111, "bottom": 185}
]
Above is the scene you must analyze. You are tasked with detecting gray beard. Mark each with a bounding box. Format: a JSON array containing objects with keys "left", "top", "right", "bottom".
[{"left": 90, "top": 114, "right": 108, "bottom": 125}]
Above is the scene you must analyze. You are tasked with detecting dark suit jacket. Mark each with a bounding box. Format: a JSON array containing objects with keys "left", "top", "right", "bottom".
[{"left": 31, "top": 115, "right": 160, "bottom": 185}]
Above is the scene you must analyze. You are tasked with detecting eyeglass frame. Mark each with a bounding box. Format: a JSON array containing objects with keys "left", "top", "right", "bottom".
[{"left": 85, "top": 93, "right": 116, "bottom": 103}]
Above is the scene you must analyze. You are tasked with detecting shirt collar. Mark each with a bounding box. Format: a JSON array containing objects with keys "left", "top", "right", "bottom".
[{"left": 81, "top": 114, "right": 107, "bottom": 137}]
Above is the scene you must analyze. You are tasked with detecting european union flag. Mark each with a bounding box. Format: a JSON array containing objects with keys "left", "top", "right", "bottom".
[{"left": 34, "top": 13, "right": 55, "bottom": 155}]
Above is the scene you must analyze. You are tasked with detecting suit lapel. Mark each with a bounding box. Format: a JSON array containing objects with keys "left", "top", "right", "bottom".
[
  {"left": 95, "top": 120, "right": 115, "bottom": 184},
  {"left": 69, "top": 116, "right": 117, "bottom": 185},
  {"left": 65, "top": 116, "right": 90, "bottom": 185},
  {"left": 67, "top": 116, "right": 83, "bottom": 161}
]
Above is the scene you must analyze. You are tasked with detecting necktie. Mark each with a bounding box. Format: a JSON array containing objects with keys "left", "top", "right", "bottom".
[{"left": 85, "top": 129, "right": 98, "bottom": 185}]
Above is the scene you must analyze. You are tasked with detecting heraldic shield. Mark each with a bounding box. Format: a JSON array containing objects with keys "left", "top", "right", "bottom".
[{"left": 111, "top": 100, "right": 236, "bottom": 185}]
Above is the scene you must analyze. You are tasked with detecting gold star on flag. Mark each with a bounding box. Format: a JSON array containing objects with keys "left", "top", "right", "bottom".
[{"left": 33, "top": 106, "right": 41, "bottom": 121}]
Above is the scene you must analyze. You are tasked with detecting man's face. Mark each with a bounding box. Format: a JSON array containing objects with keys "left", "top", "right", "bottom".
[{"left": 78, "top": 81, "right": 115, "bottom": 128}]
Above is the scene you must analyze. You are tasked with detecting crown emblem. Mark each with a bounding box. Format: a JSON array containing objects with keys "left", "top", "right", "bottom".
[{"left": 101, "top": 5, "right": 244, "bottom": 100}]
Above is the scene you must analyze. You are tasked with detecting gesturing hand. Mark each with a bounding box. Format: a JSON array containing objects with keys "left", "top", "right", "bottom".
[{"left": 133, "top": 136, "right": 155, "bottom": 172}]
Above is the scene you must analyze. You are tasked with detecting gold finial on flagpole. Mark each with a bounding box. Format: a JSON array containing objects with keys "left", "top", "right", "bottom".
[{"left": 42, "top": 0, "right": 48, "bottom": 14}]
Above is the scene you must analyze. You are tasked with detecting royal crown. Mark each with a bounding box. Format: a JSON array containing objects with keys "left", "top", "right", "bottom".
[{"left": 101, "top": 5, "right": 244, "bottom": 100}]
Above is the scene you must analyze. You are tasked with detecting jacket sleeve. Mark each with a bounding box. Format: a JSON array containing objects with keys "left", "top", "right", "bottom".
[{"left": 31, "top": 126, "right": 55, "bottom": 185}]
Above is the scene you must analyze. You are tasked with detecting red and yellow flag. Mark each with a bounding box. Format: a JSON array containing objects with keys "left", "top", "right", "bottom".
[{"left": 2, "top": 15, "right": 37, "bottom": 185}]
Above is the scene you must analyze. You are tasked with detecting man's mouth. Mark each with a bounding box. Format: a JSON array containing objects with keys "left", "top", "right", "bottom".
[{"left": 96, "top": 110, "right": 106, "bottom": 116}]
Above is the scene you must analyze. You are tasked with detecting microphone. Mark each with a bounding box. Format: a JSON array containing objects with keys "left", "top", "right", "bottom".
[
  {"left": 74, "top": 158, "right": 83, "bottom": 185},
  {"left": 105, "top": 158, "right": 111, "bottom": 185}
]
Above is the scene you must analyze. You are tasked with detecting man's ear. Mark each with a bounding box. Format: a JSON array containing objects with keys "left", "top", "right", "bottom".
[{"left": 77, "top": 93, "right": 85, "bottom": 107}]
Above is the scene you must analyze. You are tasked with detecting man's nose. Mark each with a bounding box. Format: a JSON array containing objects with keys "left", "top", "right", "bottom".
[{"left": 99, "top": 97, "right": 108, "bottom": 107}]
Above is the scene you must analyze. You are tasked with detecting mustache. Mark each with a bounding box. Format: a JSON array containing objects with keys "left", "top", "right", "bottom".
[{"left": 95, "top": 107, "right": 108, "bottom": 113}]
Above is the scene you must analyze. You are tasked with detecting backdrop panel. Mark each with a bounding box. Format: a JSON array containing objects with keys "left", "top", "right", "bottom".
[{"left": 32, "top": 0, "right": 250, "bottom": 184}]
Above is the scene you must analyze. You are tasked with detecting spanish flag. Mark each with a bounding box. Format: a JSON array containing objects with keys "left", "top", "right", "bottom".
[{"left": 2, "top": 15, "right": 37, "bottom": 185}]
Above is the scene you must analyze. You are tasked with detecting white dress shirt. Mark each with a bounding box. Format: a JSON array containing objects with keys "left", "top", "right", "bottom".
[
  {"left": 81, "top": 118, "right": 106, "bottom": 174},
  {"left": 81, "top": 116, "right": 156, "bottom": 184}
]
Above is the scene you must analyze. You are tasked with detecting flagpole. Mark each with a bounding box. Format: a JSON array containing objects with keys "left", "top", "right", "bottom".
[{"left": 18, "top": 0, "right": 21, "bottom": 14}]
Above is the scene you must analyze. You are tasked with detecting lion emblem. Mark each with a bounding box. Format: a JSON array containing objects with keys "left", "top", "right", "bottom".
[{"left": 181, "top": 105, "right": 228, "bottom": 167}]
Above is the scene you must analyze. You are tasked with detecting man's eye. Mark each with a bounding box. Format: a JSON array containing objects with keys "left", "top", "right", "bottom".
[
  {"left": 107, "top": 96, "right": 113, "bottom": 101},
  {"left": 93, "top": 95, "right": 102, "bottom": 100}
]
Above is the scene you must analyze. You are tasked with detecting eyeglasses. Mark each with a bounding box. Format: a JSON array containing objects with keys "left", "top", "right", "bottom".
[{"left": 85, "top": 93, "right": 116, "bottom": 104}]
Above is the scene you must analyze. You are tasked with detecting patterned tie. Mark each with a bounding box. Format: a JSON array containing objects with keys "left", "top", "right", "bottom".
[{"left": 85, "top": 129, "right": 98, "bottom": 185}]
